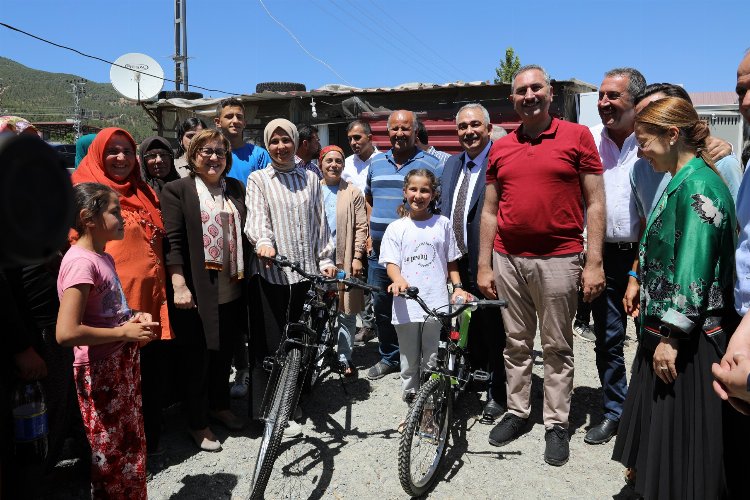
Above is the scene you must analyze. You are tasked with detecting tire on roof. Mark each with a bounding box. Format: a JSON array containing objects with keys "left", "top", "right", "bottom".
[
  {"left": 158, "top": 90, "right": 204, "bottom": 100},
  {"left": 255, "top": 82, "right": 306, "bottom": 93}
]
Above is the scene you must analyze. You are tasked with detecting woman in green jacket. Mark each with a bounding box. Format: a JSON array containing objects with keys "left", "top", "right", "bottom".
[{"left": 612, "top": 97, "right": 737, "bottom": 499}]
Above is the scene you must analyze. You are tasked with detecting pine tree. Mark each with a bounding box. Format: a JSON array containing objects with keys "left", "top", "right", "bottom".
[{"left": 494, "top": 47, "right": 521, "bottom": 84}]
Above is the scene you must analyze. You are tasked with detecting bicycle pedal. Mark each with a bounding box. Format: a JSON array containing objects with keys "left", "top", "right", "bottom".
[
  {"left": 472, "top": 370, "right": 490, "bottom": 382},
  {"left": 262, "top": 357, "right": 275, "bottom": 371}
]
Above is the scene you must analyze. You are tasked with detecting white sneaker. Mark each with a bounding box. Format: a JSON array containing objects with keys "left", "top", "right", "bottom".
[
  {"left": 230, "top": 369, "right": 250, "bottom": 398},
  {"left": 283, "top": 420, "right": 303, "bottom": 439}
]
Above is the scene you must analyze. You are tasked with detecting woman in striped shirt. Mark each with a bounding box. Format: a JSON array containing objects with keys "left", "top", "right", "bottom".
[{"left": 244, "top": 118, "right": 336, "bottom": 427}]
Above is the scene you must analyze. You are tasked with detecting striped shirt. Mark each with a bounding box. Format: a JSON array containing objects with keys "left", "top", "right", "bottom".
[
  {"left": 244, "top": 165, "right": 335, "bottom": 284},
  {"left": 366, "top": 148, "right": 440, "bottom": 252},
  {"left": 295, "top": 155, "right": 322, "bottom": 179},
  {"left": 426, "top": 146, "right": 450, "bottom": 174}
]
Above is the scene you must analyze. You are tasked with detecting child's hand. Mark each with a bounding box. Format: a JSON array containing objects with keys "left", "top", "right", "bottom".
[
  {"left": 13, "top": 347, "right": 48, "bottom": 381},
  {"left": 451, "top": 289, "right": 473, "bottom": 304},
  {"left": 388, "top": 279, "right": 410, "bottom": 296},
  {"left": 119, "top": 317, "right": 159, "bottom": 343},
  {"left": 132, "top": 311, "right": 153, "bottom": 323}
]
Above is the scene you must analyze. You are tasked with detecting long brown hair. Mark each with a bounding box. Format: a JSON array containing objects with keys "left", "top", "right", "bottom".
[{"left": 635, "top": 96, "right": 717, "bottom": 174}]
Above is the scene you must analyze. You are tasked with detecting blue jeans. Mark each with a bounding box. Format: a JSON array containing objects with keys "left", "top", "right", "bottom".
[
  {"left": 368, "top": 255, "right": 399, "bottom": 367},
  {"left": 591, "top": 244, "right": 634, "bottom": 421},
  {"left": 337, "top": 312, "right": 357, "bottom": 363}
]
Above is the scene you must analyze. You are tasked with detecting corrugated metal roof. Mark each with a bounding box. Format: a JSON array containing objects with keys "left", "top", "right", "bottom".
[{"left": 688, "top": 92, "right": 738, "bottom": 106}]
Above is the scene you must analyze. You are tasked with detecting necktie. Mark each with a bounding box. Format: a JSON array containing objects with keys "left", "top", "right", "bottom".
[{"left": 452, "top": 160, "right": 474, "bottom": 255}]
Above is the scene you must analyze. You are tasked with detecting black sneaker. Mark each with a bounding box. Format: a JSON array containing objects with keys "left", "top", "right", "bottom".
[
  {"left": 544, "top": 425, "right": 569, "bottom": 466},
  {"left": 488, "top": 413, "right": 527, "bottom": 446}
]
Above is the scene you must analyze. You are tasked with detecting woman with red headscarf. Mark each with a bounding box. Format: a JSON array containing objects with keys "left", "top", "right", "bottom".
[{"left": 71, "top": 127, "right": 172, "bottom": 455}]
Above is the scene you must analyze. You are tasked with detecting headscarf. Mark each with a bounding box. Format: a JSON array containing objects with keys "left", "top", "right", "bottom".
[
  {"left": 139, "top": 136, "right": 180, "bottom": 193},
  {"left": 74, "top": 134, "right": 96, "bottom": 168},
  {"left": 319, "top": 145, "right": 345, "bottom": 164},
  {"left": 263, "top": 119, "right": 298, "bottom": 172},
  {"left": 0, "top": 116, "right": 38, "bottom": 136},
  {"left": 72, "top": 128, "right": 163, "bottom": 229}
]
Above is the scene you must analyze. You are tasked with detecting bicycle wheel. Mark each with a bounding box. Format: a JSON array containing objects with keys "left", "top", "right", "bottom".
[
  {"left": 398, "top": 376, "right": 452, "bottom": 497},
  {"left": 250, "top": 347, "right": 302, "bottom": 499}
]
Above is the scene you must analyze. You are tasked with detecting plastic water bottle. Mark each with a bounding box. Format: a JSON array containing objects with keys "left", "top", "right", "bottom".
[{"left": 12, "top": 381, "right": 48, "bottom": 465}]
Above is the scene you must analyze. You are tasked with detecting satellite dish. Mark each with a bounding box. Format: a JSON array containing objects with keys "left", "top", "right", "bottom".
[{"left": 110, "top": 53, "right": 164, "bottom": 101}]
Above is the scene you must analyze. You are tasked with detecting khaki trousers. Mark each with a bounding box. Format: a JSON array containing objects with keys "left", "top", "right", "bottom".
[{"left": 493, "top": 251, "right": 581, "bottom": 428}]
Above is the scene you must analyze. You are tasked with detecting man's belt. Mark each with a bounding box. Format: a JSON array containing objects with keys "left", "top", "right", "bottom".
[{"left": 605, "top": 241, "right": 638, "bottom": 251}]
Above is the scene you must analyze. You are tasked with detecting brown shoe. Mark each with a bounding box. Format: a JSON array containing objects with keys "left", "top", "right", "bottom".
[
  {"left": 354, "top": 327, "right": 377, "bottom": 346},
  {"left": 189, "top": 427, "right": 221, "bottom": 452}
]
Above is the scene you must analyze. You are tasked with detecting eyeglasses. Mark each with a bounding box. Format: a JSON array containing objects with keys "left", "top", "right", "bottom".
[
  {"left": 105, "top": 149, "right": 135, "bottom": 158},
  {"left": 198, "top": 147, "right": 227, "bottom": 158},
  {"left": 143, "top": 151, "right": 173, "bottom": 161},
  {"left": 598, "top": 91, "right": 626, "bottom": 101}
]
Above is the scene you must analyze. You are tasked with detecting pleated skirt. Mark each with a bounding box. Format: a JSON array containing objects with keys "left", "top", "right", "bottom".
[{"left": 612, "top": 331, "right": 726, "bottom": 500}]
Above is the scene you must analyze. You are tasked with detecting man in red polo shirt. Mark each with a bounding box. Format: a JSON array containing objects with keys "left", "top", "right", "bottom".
[{"left": 477, "top": 64, "right": 606, "bottom": 466}]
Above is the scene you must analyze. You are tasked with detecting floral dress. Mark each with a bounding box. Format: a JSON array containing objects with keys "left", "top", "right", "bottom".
[{"left": 613, "top": 157, "right": 737, "bottom": 499}]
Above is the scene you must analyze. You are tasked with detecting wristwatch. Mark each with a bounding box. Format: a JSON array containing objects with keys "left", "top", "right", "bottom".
[{"left": 452, "top": 282, "right": 464, "bottom": 290}]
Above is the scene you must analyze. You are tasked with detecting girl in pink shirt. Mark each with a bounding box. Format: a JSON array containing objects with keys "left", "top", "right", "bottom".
[{"left": 56, "top": 182, "right": 158, "bottom": 499}]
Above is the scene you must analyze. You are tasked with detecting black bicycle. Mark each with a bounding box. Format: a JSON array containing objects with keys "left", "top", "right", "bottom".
[
  {"left": 397, "top": 286, "right": 506, "bottom": 497},
  {"left": 250, "top": 255, "right": 380, "bottom": 499}
]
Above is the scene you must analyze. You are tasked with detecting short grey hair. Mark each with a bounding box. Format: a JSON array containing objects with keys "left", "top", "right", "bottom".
[
  {"left": 604, "top": 67, "right": 646, "bottom": 102},
  {"left": 511, "top": 64, "right": 551, "bottom": 92},
  {"left": 387, "top": 110, "right": 417, "bottom": 129},
  {"left": 455, "top": 103, "right": 491, "bottom": 126}
]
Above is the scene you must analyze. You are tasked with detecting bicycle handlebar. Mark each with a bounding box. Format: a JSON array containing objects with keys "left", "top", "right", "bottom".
[
  {"left": 403, "top": 286, "right": 507, "bottom": 320},
  {"left": 270, "top": 255, "right": 382, "bottom": 293}
]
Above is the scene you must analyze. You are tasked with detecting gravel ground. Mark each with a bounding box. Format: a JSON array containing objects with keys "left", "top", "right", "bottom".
[{"left": 46, "top": 319, "right": 640, "bottom": 499}]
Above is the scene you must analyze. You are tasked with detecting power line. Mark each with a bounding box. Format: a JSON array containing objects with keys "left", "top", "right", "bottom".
[
  {"left": 324, "top": 0, "right": 454, "bottom": 84},
  {"left": 0, "top": 22, "right": 242, "bottom": 96},
  {"left": 368, "top": 0, "right": 467, "bottom": 78},
  {"left": 256, "top": 0, "right": 352, "bottom": 86}
]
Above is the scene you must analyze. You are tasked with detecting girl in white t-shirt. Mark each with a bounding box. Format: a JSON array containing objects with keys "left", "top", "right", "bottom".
[{"left": 379, "top": 169, "right": 470, "bottom": 419}]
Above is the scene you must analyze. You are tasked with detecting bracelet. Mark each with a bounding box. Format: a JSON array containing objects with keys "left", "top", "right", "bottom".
[
  {"left": 627, "top": 270, "right": 640, "bottom": 282},
  {"left": 452, "top": 282, "right": 464, "bottom": 290}
]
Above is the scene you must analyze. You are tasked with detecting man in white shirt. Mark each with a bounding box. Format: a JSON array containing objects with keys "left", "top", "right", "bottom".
[
  {"left": 343, "top": 120, "right": 379, "bottom": 191},
  {"left": 342, "top": 120, "right": 380, "bottom": 345},
  {"left": 585, "top": 67, "right": 645, "bottom": 445}
]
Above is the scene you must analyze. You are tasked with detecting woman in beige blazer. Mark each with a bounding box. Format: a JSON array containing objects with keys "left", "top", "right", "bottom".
[{"left": 319, "top": 145, "right": 368, "bottom": 376}]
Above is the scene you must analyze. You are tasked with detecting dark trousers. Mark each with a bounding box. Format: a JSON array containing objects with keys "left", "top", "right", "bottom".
[
  {"left": 368, "top": 256, "right": 399, "bottom": 367},
  {"left": 140, "top": 339, "right": 168, "bottom": 452},
  {"left": 248, "top": 276, "right": 310, "bottom": 420},
  {"left": 590, "top": 243, "right": 635, "bottom": 421},
  {"left": 456, "top": 256, "right": 507, "bottom": 405},
  {"left": 177, "top": 298, "right": 243, "bottom": 430}
]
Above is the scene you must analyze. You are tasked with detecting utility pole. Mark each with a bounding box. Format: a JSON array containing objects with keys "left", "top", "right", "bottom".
[
  {"left": 173, "top": 0, "right": 189, "bottom": 91},
  {"left": 67, "top": 79, "right": 86, "bottom": 139}
]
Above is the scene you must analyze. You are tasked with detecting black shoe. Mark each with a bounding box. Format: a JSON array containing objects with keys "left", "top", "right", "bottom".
[
  {"left": 544, "top": 425, "right": 569, "bottom": 466},
  {"left": 481, "top": 399, "right": 506, "bottom": 423},
  {"left": 488, "top": 413, "right": 527, "bottom": 446},
  {"left": 584, "top": 418, "right": 619, "bottom": 445}
]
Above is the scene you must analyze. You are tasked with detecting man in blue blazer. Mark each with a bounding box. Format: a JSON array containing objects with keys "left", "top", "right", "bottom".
[{"left": 441, "top": 103, "right": 506, "bottom": 421}]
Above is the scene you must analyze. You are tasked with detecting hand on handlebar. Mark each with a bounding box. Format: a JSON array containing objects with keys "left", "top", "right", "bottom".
[
  {"left": 321, "top": 266, "right": 337, "bottom": 278},
  {"left": 256, "top": 245, "right": 276, "bottom": 268},
  {"left": 388, "top": 278, "right": 410, "bottom": 296},
  {"left": 451, "top": 289, "right": 473, "bottom": 304}
]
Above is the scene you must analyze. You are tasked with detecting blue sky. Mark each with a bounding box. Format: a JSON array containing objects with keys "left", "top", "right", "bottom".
[{"left": 1, "top": 0, "right": 748, "bottom": 98}]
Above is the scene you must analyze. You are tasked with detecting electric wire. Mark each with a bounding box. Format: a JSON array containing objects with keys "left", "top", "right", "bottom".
[
  {"left": 0, "top": 22, "right": 242, "bottom": 96},
  {"left": 325, "top": 0, "right": 454, "bottom": 84},
  {"left": 257, "top": 0, "right": 352, "bottom": 86},
  {"left": 368, "top": 0, "right": 467, "bottom": 78}
]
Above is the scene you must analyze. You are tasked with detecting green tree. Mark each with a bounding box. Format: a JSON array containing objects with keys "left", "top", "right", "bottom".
[{"left": 494, "top": 47, "right": 521, "bottom": 84}]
